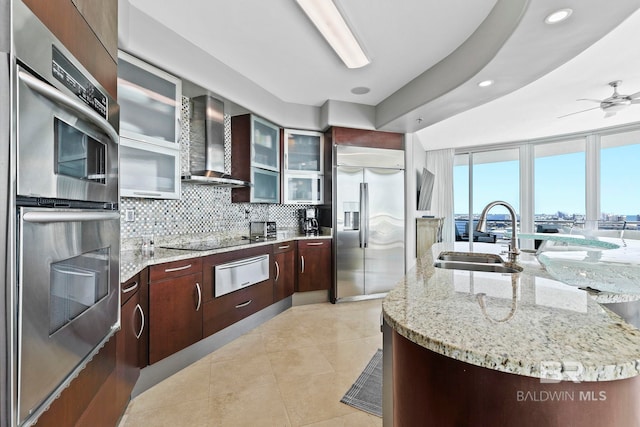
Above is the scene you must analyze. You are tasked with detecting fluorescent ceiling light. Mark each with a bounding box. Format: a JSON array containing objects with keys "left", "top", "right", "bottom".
[{"left": 296, "top": 0, "right": 370, "bottom": 69}]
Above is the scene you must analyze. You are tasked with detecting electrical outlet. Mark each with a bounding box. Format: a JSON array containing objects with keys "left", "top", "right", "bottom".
[{"left": 124, "top": 209, "right": 135, "bottom": 222}]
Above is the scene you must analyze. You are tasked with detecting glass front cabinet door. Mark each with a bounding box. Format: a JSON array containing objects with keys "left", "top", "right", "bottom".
[
  {"left": 283, "top": 129, "right": 324, "bottom": 204},
  {"left": 251, "top": 116, "right": 280, "bottom": 171},
  {"left": 117, "top": 51, "right": 182, "bottom": 147}
]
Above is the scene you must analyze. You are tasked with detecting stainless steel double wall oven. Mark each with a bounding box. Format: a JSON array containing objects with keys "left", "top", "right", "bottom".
[{"left": 5, "top": 2, "right": 120, "bottom": 426}]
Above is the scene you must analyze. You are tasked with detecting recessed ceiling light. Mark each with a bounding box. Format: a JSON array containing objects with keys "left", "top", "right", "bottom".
[
  {"left": 478, "top": 80, "right": 494, "bottom": 88},
  {"left": 351, "top": 86, "right": 370, "bottom": 95},
  {"left": 545, "top": 8, "right": 572, "bottom": 24}
]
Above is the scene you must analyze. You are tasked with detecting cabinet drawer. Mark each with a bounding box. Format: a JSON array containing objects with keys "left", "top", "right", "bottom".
[
  {"left": 149, "top": 257, "right": 202, "bottom": 281},
  {"left": 273, "top": 241, "right": 295, "bottom": 254},
  {"left": 298, "top": 239, "right": 330, "bottom": 248},
  {"left": 121, "top": 272, "right": 140, "bottom": 305},
  {"left": 203, "top": 279, "right": 273, "bottom": 337}
]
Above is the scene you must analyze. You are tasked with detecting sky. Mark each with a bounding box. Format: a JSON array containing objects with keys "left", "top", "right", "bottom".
[{"left": 454, "top": 143, "right": 640, "bottom": 216}]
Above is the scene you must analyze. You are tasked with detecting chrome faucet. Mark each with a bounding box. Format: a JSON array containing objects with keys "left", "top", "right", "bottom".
[{"left": 476, "top": 200, "right": 519, "bottom": 263}]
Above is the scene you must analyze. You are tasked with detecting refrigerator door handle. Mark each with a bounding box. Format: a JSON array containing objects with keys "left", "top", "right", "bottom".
[{"left": 361, "top": 182, "right": 369, "bottom": 248}]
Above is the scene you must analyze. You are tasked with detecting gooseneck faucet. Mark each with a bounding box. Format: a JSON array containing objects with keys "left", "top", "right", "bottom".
[{"left": 476, "top": 200, "right": 520, "bottom": 263}]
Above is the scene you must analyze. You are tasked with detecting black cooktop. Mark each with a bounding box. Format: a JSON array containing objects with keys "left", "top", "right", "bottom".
[
  {"left": 160, "top": 239, "right": 247, "bottom": 252},
  {"left": 160, "top": 236, "right": 275, "bottom": 252}
]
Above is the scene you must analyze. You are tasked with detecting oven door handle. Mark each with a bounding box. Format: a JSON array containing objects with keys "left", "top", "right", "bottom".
[
  {"left": 18, "top": 69, "right": 119, "bottom": 146},
  {"left": 23, "top": 211, "right": 120, "bottom": 223}
]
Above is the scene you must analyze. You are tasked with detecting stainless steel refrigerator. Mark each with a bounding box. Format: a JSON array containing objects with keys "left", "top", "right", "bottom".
[{"left": 334, "top": 145, "right": 405, "bottom": 301}]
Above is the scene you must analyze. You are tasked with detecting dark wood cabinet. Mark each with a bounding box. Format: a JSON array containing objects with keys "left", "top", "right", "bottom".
[
  {"left": 231, "top": 114, "right": 281, "bottom": 203},
  {"left": 331, "top": 126, "right": 404, "bottom": 150},
  {"left": 203, "top": 279, "right": 274, "bottom": 337},
  {"left": 297, "top": 239, "right": 332, "bottom": 292},
  {"left": 115, "top": 272, "right": 145, "bottom": 415},
  {"left": 34, "top": 339, "right": 117, "bottom": 426},
  {"left": 149, "top": 259, "right": 203, "bottom": 364},
  {"left": 71, "top": 0, "right": 118, "bottom": 61},
  {"left": 23, "top": 0, "right": 118, "bottom": 99},
  {"left": 202, "top": 245, "right": 274, "bottom": 336},
  {"left": 274, "top": 242, "right": 296, "bottom": 301}
]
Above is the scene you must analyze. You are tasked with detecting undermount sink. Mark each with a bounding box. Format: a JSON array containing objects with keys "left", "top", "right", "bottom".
[
  {"left": 437, "top": 251, "right": 504, "bottom": 264},
  {"left": 434, "top": 261, "right": 523, "bottom": 274}
]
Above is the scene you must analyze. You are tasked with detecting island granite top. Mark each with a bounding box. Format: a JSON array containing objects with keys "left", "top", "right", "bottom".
[{"left": 382, "top": 242, "right": 640, "bottom": 382}]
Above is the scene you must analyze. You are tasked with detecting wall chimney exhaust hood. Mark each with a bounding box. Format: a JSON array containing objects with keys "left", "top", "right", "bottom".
[{"left": 182, "top": 95, "right": 251, "bottom": 187}]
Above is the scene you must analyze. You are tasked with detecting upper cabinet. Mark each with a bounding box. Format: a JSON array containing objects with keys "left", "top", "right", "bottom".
[
  {"left": 283, "top": 129, "right": 324, "bottom": 205},
  {"left": 231, "top": 114, "right": 281, "bottom": 204},
  {"left": 118, "top": 52, "right": 182, "bottom": 199},
  {"left": 22, "top": 0, "right": 118, "bottom": 98},
  {"left": 284, "top": 129, "right": 323, "bottom": 172},
  {"left": 251, "top": 116, "right": 280, "bottom": 172},
  {"left": 117, "top": 51, "right": 182, "bottom": 148}
]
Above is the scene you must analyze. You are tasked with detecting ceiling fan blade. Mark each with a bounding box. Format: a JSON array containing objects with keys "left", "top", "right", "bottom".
[
  {"left": 628, "top": 91, "right": 640, "bottom": 99},
  {"left": 576, "top": 98, "right": 602, "bottom": 103},
  {"left": 631, "top": 99, "right": 640, "bottom": 104},
  {"left": 557, "top": 106, "right": 601, "bottom": 119}
]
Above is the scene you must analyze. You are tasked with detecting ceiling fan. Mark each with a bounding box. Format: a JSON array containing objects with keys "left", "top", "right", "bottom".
[{"left": 559, "top": 80, "right": 640, "bottom": 118}]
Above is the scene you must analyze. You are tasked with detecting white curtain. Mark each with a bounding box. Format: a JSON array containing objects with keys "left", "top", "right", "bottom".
[{"left": 424, "top": 148, "right": 455, "bottom": 242}]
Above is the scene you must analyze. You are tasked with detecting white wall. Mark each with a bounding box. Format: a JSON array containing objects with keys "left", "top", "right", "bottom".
[{"left": 405, "top": 134, "right": 428, "bottom": 270}]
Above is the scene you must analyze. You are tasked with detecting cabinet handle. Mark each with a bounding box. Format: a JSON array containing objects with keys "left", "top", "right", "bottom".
[
  {"left": 122, "top": 281, "right": 138, "bottom": 293},
  {"left": 275, "top": 261, "right": 280, "bottom": 282},
  {"left": 300, "top": 255, "right": 305, "bottom": 274},
  {"left": 164, "top": 263, "right": 192, "bottom": 273},
  {"left": 306, "top": 242, "right": 324, "bottom": 246},
  {"left": 195, "top": 282, "right": 202, "bottom": 311},
  {"left": 235, "top": 300, "right": 252, "bottom": 309},
  {"left": 133, "top": 191, "right": 162, "bottom": 197},
  {"left": 134, "top": 304, "right": 145, "bottom": 340},
  {"left": 278, "top": 245, "right": 290, "bottom": 249}
]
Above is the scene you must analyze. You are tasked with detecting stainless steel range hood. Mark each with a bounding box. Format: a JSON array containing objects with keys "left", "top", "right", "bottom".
[{"left": 182, "top": 95, "right": 251, "bottom": 187}]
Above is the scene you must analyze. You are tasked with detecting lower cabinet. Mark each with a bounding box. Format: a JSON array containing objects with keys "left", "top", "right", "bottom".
[
  {"left": 273, "top": 242, "right": 296, "bottom": 301},
  {"left": 202, "top": 245, "right": 274, "bottom": 337},
  {"left": 297, "top": 239, "right": 332, "bottom": 292},
  {"left": 148, "top": 259, "right": 203, "bottom": 364},
  {"left": 203, "top": 279, "right": 274, "bottom": 337},
  {"left": 34, "top": 339, "right": 117, "bottom": 426},
  {"left": 115, "top": 272, "right": 145, "bottom": 413}
]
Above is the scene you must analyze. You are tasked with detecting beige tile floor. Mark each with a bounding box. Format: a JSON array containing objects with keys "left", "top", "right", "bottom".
[{"left": 120, "top": 299, "right": 384, "bottom": 427}]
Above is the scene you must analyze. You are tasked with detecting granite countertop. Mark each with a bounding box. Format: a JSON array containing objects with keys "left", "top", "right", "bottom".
[
  {"left": 120, "top": 233, "right": 331, "bottom": 283},
  {"left": 382, "top": 242, "right": 640, "bottom": 382}
]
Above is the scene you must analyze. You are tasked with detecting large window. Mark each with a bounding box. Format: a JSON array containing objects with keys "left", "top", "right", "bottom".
[
  {"left": 601, "top": 130, "right": 640, "bottom": 230},
  {"left": 454, "top": 149, "right": 519, "bottom": 243},
  {"left": 534, "top": 139, "right": 585, "bottom": 231},
  {"left": 451, "top": 125, "right": 640, "bottom": 245}
]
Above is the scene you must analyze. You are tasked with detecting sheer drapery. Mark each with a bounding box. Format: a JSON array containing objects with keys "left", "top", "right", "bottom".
[{"left": 424, "top": 148, "right": 455, "bottom": 242}]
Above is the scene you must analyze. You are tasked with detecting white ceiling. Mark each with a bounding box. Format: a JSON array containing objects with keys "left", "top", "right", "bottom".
[
  {"left": 417, "top": 6, "right": 640, "bottom": 150},
  {"left": 119, "top": 0, "right": 640, "bottom": 149},
  {"left": 126, "top": 0, "right": 497, "bottom": 106}
]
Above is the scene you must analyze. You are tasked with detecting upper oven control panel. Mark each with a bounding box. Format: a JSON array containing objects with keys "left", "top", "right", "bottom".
[{"left": 51, "top": 45, "right": 108, "bottom": 119}]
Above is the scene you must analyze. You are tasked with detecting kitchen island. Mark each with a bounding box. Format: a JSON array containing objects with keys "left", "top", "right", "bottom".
[{"left": 382, "top": 242, "right": 640, "bottom": 426}]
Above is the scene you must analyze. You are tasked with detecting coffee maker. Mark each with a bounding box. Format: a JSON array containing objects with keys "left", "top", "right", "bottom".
[{"left": 300, "top": 208, "right": 319, "bottom": 236}]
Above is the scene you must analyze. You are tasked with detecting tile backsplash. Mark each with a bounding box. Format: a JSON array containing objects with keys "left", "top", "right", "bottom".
[{"left": 120, "top": 97, "right": 312, "bottom": 249}]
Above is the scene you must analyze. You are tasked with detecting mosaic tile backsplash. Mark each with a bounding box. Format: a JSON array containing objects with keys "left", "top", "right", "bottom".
[{"left": 120, "top": 97, "right": 312, "bottom": 249}]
